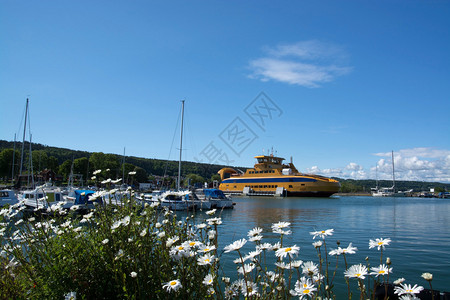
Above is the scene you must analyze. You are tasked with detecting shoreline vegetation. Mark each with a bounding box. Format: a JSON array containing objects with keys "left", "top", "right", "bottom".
[
  {"left": 1, "top": 140, "right": 449, "bottom": 193},
  {"left": 1, "top": 176, "right": 444, "bottom": 299}
]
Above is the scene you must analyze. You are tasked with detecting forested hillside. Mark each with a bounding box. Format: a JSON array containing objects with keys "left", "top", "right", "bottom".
[{"left": 1, "top": 140, "right": 449, "bottom": 192}]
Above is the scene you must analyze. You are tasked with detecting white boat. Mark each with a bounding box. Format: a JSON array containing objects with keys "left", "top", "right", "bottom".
[
  {"left": 371, "top": 151, "right": 410, "bottom": 197},
  {"left": 159, "top": 190, "right": 191, "bottom": 211},
  {"left": 20, "top": 182, "right": 71, "bottom": 211},
  {"left": 193, "top": 189, "right": 233, "bottom": 209},
  {"left": 0, "top": 190, "right": 19, "bottom": 207},
  {"left": 184, "top": 191, "right": 212, "bottom": 210}
]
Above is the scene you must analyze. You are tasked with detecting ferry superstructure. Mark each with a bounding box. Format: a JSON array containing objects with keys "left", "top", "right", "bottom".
[{"left": 218, "top": 154, "right": 340, "bottom": 197}]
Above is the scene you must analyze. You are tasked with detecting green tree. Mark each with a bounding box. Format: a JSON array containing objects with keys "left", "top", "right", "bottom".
[
  {"left": 73, "top": 157, "right": 89, "bottom": 177},
  {"left": 89, "top": 152, "right": 120, "bottom": 179},
  {"left": 31, "top": 150, "right": 49, "bottom": 173},
  {"left": 134, "top": 167, "right": 148, "bottom": 184},
  {"left": 210, "top": 174, "right": 221, "bottom": 183},
  {"left": 47, "top": 156, "right": 59, "bottom": 172},
  {"left": 184, "top": 173, "right": 205, "bottom": 187},
  {"left": 59, "top": 160, "right": 72, "bottom": 180},
  {"left": 0, "top": 149, "right": 20, "bottom": 180}
]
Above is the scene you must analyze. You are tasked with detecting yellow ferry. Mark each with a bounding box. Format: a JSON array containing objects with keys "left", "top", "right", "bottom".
[{"left": 218, "top": 154, "right": 340, "bottom": 197}]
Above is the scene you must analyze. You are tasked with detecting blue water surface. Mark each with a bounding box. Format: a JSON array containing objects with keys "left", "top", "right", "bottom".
[{"left": 187, "top": 196, "right": 450, "bottom": 295}]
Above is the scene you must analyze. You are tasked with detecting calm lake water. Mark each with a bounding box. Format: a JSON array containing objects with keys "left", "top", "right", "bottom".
[{"left": 185, "top": 195, "right": 450, "bottom": 294}]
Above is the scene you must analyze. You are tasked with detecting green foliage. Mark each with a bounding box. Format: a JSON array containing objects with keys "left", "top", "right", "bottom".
[
  {"left": 184, "top": 173, "right": 205, "bottom": 186},
  {"left": 0, "top": 148, "right": 20, "bottom": 179},
  {"left": 1, "top": 198, "right": 215, "bottom": 299}
]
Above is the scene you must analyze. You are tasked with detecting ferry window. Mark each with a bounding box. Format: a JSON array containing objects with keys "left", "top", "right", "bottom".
[
  {"left": 289, "top": 185, "right": 293, "bottom": 188},
  {"left": 264, "top": 170, "right": 268, "bottom": 173},
  {"left": 275, "top": 185, "right": 278, "bottom": 188},
  {"left": 234, "top": 186, "right": 237, "bottom": 188},
  {"left": 259, "top": 185, "right": 262, "bottom": 188},
  {"left": 55, "top": 194, "right": 60, "bottom": 201},
  {"left": 264, "top": 185, "right": 267, "bottom": 188},
  {"left": 38, "top": 194, "right": 44, "bottom": 199},
  {"left": 301, "top": 184, "right": 305, "bottom": 186}
]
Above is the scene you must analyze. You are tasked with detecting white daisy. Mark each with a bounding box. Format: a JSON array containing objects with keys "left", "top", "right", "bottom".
[
  {"left": 312, "top": 241, "right": 323, "bottom": 248},
  {"left": 166, "top": 236, "right": 179, "bottom": 248},
  {"left": 293, "top": 277, "right": 317, "bottom": 298},
  {"left": 224, "top": 238, "right": 247, "bottom": 253},
  {"left": 249, "top": 235, "right": 263, "bottom": 242},
  {"left": 344, "top": 264, "right": 368, "bottom": 279},
  {"left": 241, "top": 281, "right": 258, "bottom": 297},
  {"left": 369, "top": 237, "right": 391, "bottom": 250},
  {"left": 275, "top": 245, "right": 300, "bottom": 259},
  {"left": 394, "top": 283, "right": 424, "bottom": 296},
  {"left": 272, "top": 221, "right": 290, "bottom": 229},
  {"left": 197, "top": 253, "right": 215, "bottom": 266},
  {"left": 310, "top": 229, "right": 334, "bottom": 239},
  {"left": 370, "top": 264, "right": 392, "bottom": 277},
  {"left": 394, "top": 278, "right": 406, "bottom": 285},
  {"left": 199, "top": 244, "right": 216, "bottom": 253},
  {"left": 206, "top": 209, "right": 216, "bottom": 215},
  {"left": 256, "top": 243, "right": 273, "bottom": 251},
  {"left": 203, "top": 274, "right": 214, "bottom": 286},
  {"left": 302, "top": 261, "right": 319, "bottom": 276},
  {"left": 247, "top": 227, "right": 263, "bottom": 237},
  {"left": 163, "top": 279, "right": 182, "bottom": 292},
  {"left": 275, "top": 261, "right": 293, "bottom": 270},
  {"left": 237, "top": 263, "right": 256, "bottom": 274},
  {"left": 206, "top": 217, "right": 222, "bottom": 225},
  {"left": 342, "top": 243, "right": 358, "bottom": 254}
]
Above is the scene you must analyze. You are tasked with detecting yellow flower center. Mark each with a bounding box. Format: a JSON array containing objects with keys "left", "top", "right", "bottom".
[
  {"left": 204, "top": 248, "right": 210, "bottom": 251},
  {"left": 407, "top": 289, "right": 412, "bottom": 292},
  {"left": 378, "top": 242, "right": 383, "bottom": 245},
  {"left": 285, "top": 247, "right": 292, "bottom": 252},
  {"left": 205, "top": 259, "right": 210, "bottom": 262},
  {"left": 189, "top": 242, "right": 195, "bottom": 246},
  {"left": 170, "top": 281, "right": 177, "bottom": 286},
  {"left": 379, "top": 270, "right": 385, "bottom": 274},
  {"left": 178, "top": 246, "right": 183, "bottom": 250},
  {"left": 356, "top": 273, "right": 361, "bottom": 277},
  {"left": 303, "top": 284, "right": 307, "bottom": 288},
  {"left": 321, "top": 231, "right": 325, "bottom": 233},
  {"left": 303, "top": 289, "right": 310, "bottom": 294}
]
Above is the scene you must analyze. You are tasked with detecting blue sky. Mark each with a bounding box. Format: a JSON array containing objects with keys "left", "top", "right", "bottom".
[{"left": 1, "top": 1, "right": 449, "bottom": 182}]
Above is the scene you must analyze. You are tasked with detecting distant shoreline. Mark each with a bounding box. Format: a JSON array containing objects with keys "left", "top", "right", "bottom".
[{"left": 335, "top": 192, "right": 372, "bottom": 196}]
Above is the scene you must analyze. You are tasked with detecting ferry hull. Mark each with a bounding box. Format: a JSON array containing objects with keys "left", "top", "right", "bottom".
[
  {"left": 219, "top": 177, "right": 340, "bottom": 197},
  {"left": 218, "top": 154, "right": 340, "bottom": 197}
]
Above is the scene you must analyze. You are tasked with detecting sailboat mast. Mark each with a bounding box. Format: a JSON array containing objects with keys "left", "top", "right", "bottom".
[
  {"left": 11, "top": 134, "right": 16, "bottom": 186},
  {"left": 177, "top": 100, "right": 185, "bottom": 191},
  {"left": 122, "top": 147, "right": 125, "bottom": 182},
  {"left": 29, "top": 133, "right": 34, "bottom": 188},
  {"left": 19, "top": 98, "right": 29, "bottom": 176},
  {"left": 391, "top": 150, "right": 395, "bottom": 189}
]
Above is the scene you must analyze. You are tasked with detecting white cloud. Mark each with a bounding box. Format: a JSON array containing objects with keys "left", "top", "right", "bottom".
[
  {"left": 346, "top": 162, "right": 363, "bottom": 171},
  {"left": 248, "top": 40, "right": 352, "bottom": 87},
  {"left": 374, "top": 147, "right": 450, "bottom": 159},
  {"left": 303, "top": 148, "right": 450, "bottom": 183}
]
